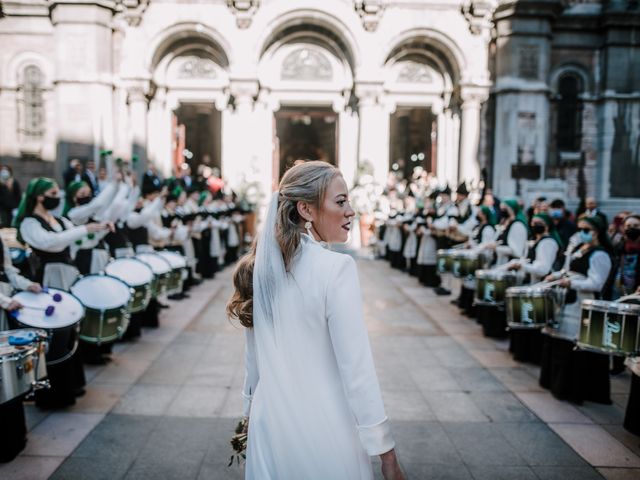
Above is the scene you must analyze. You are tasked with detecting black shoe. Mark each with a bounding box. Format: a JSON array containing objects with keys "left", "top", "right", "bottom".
[
  {"left": 434, "top": 287, "right": 451, "bottom": 296},
  {"left": 74, "top": 388, "right": 86, "bottom": 398},
  {"left": 610, "top": 365, "right": 626, "bottom": 376},
  {"left": 158, "top": 302, "right": 170, "bottom": 309},
  {"left": 168, "top": 293, "right": 183, "bottom": 300},
  {"left": 450, "top": 299, "right": 459, "bottom": 305}
]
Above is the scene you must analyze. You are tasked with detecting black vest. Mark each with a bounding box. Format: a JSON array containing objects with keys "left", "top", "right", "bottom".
[
  {"left": 497, "top": 219, "right": 521, "bottom": 245},
  {"left": 28, "top": 215, "right": 72, "bottom": 265},
  {"left": 126, "top": 208, "right": 149, "bottom": 247},
  {"left": 0, "top": 237, "right": 7, "bottom": 283},
  {"left": 568, "top": 245, "right": 612, "bottom": 301},
  {"left": 474, "top": 224, "right": 493, "bottom": 244}
]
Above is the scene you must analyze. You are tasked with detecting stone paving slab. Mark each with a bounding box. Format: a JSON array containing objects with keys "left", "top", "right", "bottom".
[{"left": 3, "top": 257, "right": 640, "bottom": 479}]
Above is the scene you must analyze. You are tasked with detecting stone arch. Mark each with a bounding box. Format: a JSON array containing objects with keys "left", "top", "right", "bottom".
[
  {"left": 549, "top": 63, "right": 591, "bottom": 96},
  {"left": 5, "top": 51, "right": 54, "bottom": 88},
  {"left": 146, "top": 22, "right": 232, "bottom": 75},
  {"left": 383, "top": 28, "right": 466, "bottom": 87},
  {"left": 256, "top": 8, "right": 360, "bottom": 73}
]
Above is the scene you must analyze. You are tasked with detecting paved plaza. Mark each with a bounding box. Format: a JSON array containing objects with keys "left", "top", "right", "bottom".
[{"left": 1, "top": 254, "right": 640, "bottom": 480}]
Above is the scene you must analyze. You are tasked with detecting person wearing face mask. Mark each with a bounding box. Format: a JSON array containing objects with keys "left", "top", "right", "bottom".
[
  {"left": 539, "top": 215, "right": 614, "bottom": 405},
  {"left": 608, "top": 215, "right": 640, "bottom": 435},
  {"left": 487, "top": 199, "right": 529, "bottom": 265},
  {"left": 507, "top": 213, "right": 562, "bottom": 364},
  {"left": 549, "top": 199, "right": 577, "bottom": 247},
  {"left": 12, "top": 177, "right": 110, "bottom": 409},
  {"left": 0, "top": 165, "right": 22, "bottom": 227}
]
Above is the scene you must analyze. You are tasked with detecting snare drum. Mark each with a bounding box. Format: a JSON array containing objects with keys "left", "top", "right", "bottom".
[
  {"left": 0, "top": 329, "right": 48, "bottom": 404},
  {"left": 506, "top": 286, "right": 556, "bottom": 329},
  {"left": 156, "top": 250, "right": 188, "bottom": 296},
  {"left": 71, "top": 275, "right": 132, "bottom": 344},
  {"left": 10, "top": 289, "right": 84, "bottom": 365},
  {"left": 475, "top": 269, "right": 518, "bottom": 306},
  {"left": 135, "top": 253, "right": 172, "bottom": 297},
  {"left": 577, "top": 299, "right": 640, "bottom": 356},
  {"left": 437, "top": 249, "right": 456, "bottom": 274},
  {"left": 105, "top": 258, "right": 154, "bottom": 313},
  {"left": 452, "top": 251, "right": 482, "bottom": 278}
]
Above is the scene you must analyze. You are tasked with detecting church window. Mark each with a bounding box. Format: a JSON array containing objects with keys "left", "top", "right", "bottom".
[
  {"left": 556, "top": 73, "right": 583, "bottom": 152},
  {"left": 19, "top": 65, "right": 45, "bottom": 139}
]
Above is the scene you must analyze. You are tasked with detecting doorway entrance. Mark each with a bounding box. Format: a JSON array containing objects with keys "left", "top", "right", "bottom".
[
  {"left": 389, "top": 107, "right": 436, "bottom": 179},
  {"left": 173, "top": 103, "right": 222, "bottom": 174},
  {"left": 274, "top": 107, "right": 338, "bottom": 181}
]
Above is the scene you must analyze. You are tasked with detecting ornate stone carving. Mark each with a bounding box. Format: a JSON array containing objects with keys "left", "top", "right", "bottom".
[
  {"left": 461, "top": 0, "right": 495, "bottom": 39},
  {"left": 281, "top": 48, "right": 333, "bottom": 81},
  {"left": 114, "top": 0, "right": 149, "bottom": 27},
  {"left": 396, "top": 61, "right": 433, "bottom": 83},
  {"left": 178, "top": 57, "right": 218, "bottom": 79},
  {"left": 518, "top": 45, "right": 539, "bottom": 80},
  {"left": 354, "top": 0, "right": 385, "bottom": 32},
  {"left": 227, "top": 0, "right": 259, "bottom": 29}
]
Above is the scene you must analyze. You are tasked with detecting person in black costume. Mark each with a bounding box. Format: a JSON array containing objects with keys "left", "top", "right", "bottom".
[
  {"left": 539, "top": 215, "right": 613, "bottom": 405},
  {"left": 14, "top": 178, "right": 109, "bottom": 409}
]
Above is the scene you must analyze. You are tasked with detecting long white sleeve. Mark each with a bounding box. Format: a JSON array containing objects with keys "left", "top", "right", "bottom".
[
  {"left": 497, "top": 221, "right": 528, "bottom": 259},
  {"left": 523, "top": 238, "right": 558, "bottom": 278},
  {"left": 67, "top": 181, "right": 117, "bottom": 225},
  {"left": 20, "top": 217, "right": 89, "bottom": 252},
  {"left": 97, "top": 183, "right": 129, "bottom": 222},
  {"left": 127, "top": 197, "right": 164, "bottom": 229},
  {"left": 326, "top": 255, "right": 394, "bottom": 456},
  {"left": 242, "top": 327, "right": 259, "bottom": 417},
  {"left": 571, "top": 250, "right": 612, "bottom": 293},
  {"left": 3, "top": 241, "right": 35, "bottom": 291},
  {"left": 480, "top": 225, "right": 496, "bottom": 244}
]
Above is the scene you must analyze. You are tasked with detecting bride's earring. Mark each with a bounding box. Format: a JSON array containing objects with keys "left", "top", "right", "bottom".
[{"left": 305, "top": 220, "right": 313, "bottom": 238}]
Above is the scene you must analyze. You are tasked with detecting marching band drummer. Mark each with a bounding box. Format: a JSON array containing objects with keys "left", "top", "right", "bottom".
[
  {"left": 0, "top": 235, "right": 42, "bottom": 462},
  {"left": 610, "top": 215, "right": 640, "bottom": 435},
  {"left": 540, "top": 215, "right": 613, "bottom": 405},
  {"left": 455, "top": 205, "right": 497, "bottom": 316},
  {"left": 507, "top": 213, "right": 562, "bottom": 364},
  {"left": 13, "top": 177, "right": 110, "bottom": 409},
  {"left": 486, "top": 199, "right": 529, "bottom": 265}
]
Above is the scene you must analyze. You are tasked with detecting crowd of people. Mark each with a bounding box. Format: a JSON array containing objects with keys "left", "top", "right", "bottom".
[
  {"left": 374, "top": 172, "right": 640, "bottom": 438},
  {"left": 0, "top": 155, "right": 250, "bottom": 462}
]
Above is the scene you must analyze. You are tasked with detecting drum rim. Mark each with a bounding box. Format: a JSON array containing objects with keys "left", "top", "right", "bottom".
[
  {"left": 0, "top": 328, "right": 47, "bottom": 361},
  {"left": 11, "top": 289, "right": 85, "bottom": 329},
  {"left": 582, "top": 299, "right": 640, "bottom": 313},
  {"left": 506, "top": 288, "right": 554, "bottom": 298},
  {"left": 71, "top": 274, "right": 132, "bottom": 310},
  {"left": 157, "top": 250, "right": 188, "bottom": 268},
  {"left": 105, "top": 258, "right": 154, "bottom": 286},
  {"left": 135, "top": 253, "right": 172, "bottom": 274}
]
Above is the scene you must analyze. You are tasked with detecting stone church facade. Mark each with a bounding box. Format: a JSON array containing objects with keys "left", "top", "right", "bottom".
[{"left": 0, "top": 0, "right": 638, "bottom": 212}]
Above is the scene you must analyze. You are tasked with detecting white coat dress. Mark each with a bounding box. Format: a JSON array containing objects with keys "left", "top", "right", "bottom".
[{"left": 243, "top": 234, "right": 394, "bottom": 479}]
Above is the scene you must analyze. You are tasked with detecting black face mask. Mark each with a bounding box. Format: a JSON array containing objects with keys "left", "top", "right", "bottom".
[
  {"left": 42, "top": 196, "right": 60, "bottom": 211},
  {"left": 500, "top": 208, "right": 509, "bottom": 217},
  {"left": 76, "top": 196, "right": 92, "bottom": 206},
  {"left": 531, "top": 224, "right": 546, "bottom": 235},
  {"left": 626, "top": 227, "right": 640, "bottom": 242}
]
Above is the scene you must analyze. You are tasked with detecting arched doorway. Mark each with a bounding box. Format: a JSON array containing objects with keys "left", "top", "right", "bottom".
[
  {"left": 147, "top": 25, "right": 230, "bottom": 177},
  {"left": 258, "top": 23, "right": 355, "bottom": 184}
]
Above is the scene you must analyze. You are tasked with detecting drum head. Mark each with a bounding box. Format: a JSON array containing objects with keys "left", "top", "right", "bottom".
[
  {"left": 11, "top": 289, "right": 84, "bottom": 329},
  {"left": 105, "top": 258, "right": 154, "bottom": 287},
  {"left": 71, "top": 275, "right": 131, "bottom": 310},
  {"left": 135, "top": 253, "right": 171, "bottom": 275},
  {"left": 157, "top": 251, "right": 187, "bottom": 269}
]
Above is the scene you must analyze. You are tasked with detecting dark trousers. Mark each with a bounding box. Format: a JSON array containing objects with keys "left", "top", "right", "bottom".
[
  {"left": 0, "top": 396, "right": 27, "bottom": 462},
  {"left": 625, "top": 373, "right": 640, "bottom": 436},
  {"left": 509, "top": 328, "right": 544, "bottom": 364}
]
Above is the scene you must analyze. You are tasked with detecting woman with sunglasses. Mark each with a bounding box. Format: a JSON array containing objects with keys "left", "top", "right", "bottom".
[{"left": 540, "top": 215, "right": 613, "bottom": 404}]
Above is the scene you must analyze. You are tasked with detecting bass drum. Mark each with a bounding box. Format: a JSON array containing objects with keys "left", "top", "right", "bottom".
[
  {"left": 105, "top": 258, "right": 154, "bottom": 313},
  {"left": 506, "top": 286, "right": 556, "bottom": 329},
  {"left": 135, "top": 253, "right": 172, "bottom": 298},
  {"left": 10, "top": 289, "right": 84, "bottom": 365},
  {"left": 0, "top": 329, "right": 48, "bottom": 404},
  {"left": 71, "top": 275, "right": 131, "bottom": 344},
  {"left": 156, "top": 250, "right": 188, "bottom": 296}
]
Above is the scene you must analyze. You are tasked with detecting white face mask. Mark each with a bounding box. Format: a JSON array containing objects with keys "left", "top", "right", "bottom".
[{"left": 0, "top": 169, "right": 10, "bottom": 181}]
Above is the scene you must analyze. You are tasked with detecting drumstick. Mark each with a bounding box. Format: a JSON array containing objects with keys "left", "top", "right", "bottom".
[
  {"left": 41, "top": 288, "right": 63, "bottom": 303},
  {"left": 22, "top": 305, "right": 56, "bottom": 316}
]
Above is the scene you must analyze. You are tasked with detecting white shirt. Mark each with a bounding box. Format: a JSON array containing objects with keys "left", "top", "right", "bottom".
[
  {"left": 20, "top": 216, "right": 88, "bottom": 253},
  {"left": 523, "top": 237, "right": 559, "bottom": 283},
  {"left": 496, "top": 221, "right": 528, "bottom": 264}
]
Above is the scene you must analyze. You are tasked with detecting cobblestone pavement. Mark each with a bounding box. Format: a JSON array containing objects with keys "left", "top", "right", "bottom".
[{"left": 2, "top": 255, "right": 640, "bottom": 480}]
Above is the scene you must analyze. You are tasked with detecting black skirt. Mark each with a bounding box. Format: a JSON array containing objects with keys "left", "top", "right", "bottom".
[
  {"left": 0, "top": 396, "right": 27, "bottom": 462},
  {"left": 479, "top": 304, "right": 508, "bottom": 338},
  {"left": 539, "top": 335, "right": 611, "bottom": 405},
  {"left": 624, "top": 373, "right": 640, "bottom": 436},
  {"left": 418, "top": 264, "right": 441, "bottom": 287},
  {"left": 509, "top": 328, "right": 544, "bottom": 364},
  {"left": 457, "top": 286, "right": 475, "bottom": 314},
  {"left": 141, "top": 298, "right": 160, "bottom": 328},
  {"left": 34, "top": 355, "right": 78, "bottom": 409}
]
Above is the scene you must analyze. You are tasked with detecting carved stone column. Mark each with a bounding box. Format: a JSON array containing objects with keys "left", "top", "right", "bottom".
[
  {"left": 356, "top": 83, "right": 390, "bottom": 187},
  {"left": 127, "top": 87, "right": 148, "bottom": 169},
  {"left": 459, "top": 88, "right": 488, "bottom": 186}
]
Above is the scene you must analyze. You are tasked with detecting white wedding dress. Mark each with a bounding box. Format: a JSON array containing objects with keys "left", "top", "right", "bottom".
[{"left": 243, "top": 234, "right": 394, "bottom": 479}]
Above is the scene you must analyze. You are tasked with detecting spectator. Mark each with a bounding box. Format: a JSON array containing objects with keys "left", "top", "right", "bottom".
[
  {"left": 549, "top": 198, "right": 577, "bottom": 247},
  {"left": 0, "top": 165, "right": 22, "bottom": 227},
  {"left": 577, "top": 196, "right": 608, "bottom": 226}
]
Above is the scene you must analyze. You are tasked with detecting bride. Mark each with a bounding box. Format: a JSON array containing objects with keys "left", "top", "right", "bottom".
[{"left": 227, "top": 161, "right": 404, "bottom": 479}]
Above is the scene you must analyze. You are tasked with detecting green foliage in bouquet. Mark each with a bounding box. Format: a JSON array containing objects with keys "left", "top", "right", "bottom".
[{"left": 228, "top": 417, "right": 248, "bottom": 467}]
